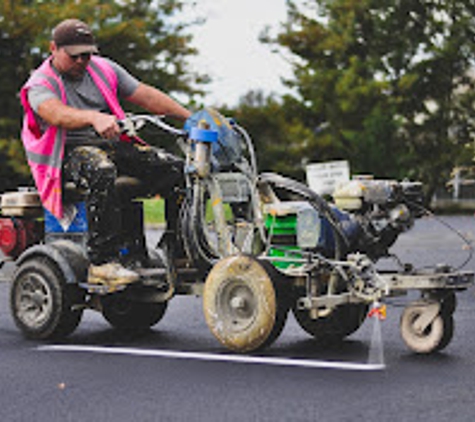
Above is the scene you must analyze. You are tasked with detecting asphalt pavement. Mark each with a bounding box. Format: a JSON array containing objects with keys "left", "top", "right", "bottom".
[{"left": 1, "top": 215, "right": 475, "bottom": 422}]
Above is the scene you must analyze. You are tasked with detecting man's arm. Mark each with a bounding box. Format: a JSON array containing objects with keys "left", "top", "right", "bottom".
[
  {"left": 126, "top": 83, "right": 192, "bottom": 120},
  {"left": 37, "top": 98, "right": 120, "bottom": 138}
]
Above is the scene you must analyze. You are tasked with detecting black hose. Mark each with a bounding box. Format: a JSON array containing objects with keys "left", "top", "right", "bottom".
[
  {"left": 180, "top": 179, "right": 218, "bottom": 268},
  {"left": 407, "top": 200, "right": 473, "bottom": 271}
]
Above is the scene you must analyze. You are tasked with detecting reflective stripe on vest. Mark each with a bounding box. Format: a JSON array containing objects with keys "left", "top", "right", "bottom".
[{"left": 24, "top": 73, "right": 64, "bottom": 168}]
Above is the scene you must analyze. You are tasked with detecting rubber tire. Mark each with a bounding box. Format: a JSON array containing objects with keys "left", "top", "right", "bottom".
[
  {"left": 10, "top": 257, "right": 84, "bottom": 340},
  {"left": 101, "top": 294, "right": 168, "bottom": 331},
  {"left": 400, "top": 306, "right": 453, "bottom": 354},
  {"left": 434, "top": 314, "right": 454, "bottom": 352},
  {"left": 293, "top": 303, "right": 368, "bottom": 344},
  {"left": 203, "top": 255, "right": 289, "bottom": 353},
  {"left": 440, "top": 292, "right": 457, "bottom": 316},
  {"left": 258, "top": 260, "right": 290, "bottom": 350}
]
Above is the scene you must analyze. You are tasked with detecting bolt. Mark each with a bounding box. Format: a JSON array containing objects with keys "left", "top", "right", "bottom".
[{"left": 230, "top": 296, "right": 246, "bottom": 310}]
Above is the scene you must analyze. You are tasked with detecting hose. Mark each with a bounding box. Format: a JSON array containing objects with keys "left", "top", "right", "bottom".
[
  {"left": 233, "top": 123, "right": 258, "bottom": 180},
  {"left": 180, "top": 178, "right": 219, "bottom": 268},
  {"left": 407, "top": 200, "right": 473, "bottom": 271}
]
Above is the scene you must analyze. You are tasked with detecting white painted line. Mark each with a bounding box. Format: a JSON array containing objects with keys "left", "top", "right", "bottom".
[{"left": 37, "top": 345, "right": 386, "bottom": 371}]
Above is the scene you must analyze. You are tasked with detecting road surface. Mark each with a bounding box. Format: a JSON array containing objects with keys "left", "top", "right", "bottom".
[{"left": 0, "top": 215, "right": 474, "bottom": 422}]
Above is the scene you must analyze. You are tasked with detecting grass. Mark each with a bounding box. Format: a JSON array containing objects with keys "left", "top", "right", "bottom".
[
  {"left": 143, "top": 197, "right": 165, "bottom": 226},
  {"left": 142, "top": 196, "right": 233, "bottom": 226}
]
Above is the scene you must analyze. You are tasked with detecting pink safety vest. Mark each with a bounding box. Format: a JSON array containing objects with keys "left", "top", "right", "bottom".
[{"left": 20, "top": 56, "right": 130, "bottom": 219}]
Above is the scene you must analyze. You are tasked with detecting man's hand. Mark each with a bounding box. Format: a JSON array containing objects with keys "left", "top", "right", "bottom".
[{"left": 90, "top": 112, "right": 120, "bottom": 139}]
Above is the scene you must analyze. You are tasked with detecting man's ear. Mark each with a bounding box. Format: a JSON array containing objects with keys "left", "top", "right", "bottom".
[{"left": 50, "top": 41, "right": 57, "bottom": 53}]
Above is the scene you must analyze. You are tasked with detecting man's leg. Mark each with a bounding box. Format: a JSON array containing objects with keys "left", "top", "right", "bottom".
[
  {"left": 63, "top": 146, "right": 139, "bottom": 286},
  {"left": 63, "top": 146, "right": 118, "bottom": 263}
]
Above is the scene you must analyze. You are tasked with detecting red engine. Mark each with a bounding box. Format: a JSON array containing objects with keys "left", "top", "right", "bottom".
[
  {"left": 0, "top": 217, "right": 42, "bottom": 259},
  {"left": 0, "top": 190, "right": 44, "bottom": 259}
]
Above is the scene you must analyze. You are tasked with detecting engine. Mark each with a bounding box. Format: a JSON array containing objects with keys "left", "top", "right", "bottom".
[
  {"left": 333, "top": 178, "right": 424, "bottom": 260},
  {"left": 263, "top": 177, "right": 425, "bottom": 264}
]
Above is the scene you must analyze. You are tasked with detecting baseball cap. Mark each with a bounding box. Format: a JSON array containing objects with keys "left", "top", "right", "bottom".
[{"left": 52, "top": 19, "right": 98, "bottom": 55}]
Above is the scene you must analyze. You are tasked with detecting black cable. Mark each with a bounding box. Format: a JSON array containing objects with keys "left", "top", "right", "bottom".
[{"left": 407, "top": 200, "right": 473, "bottom": 271}]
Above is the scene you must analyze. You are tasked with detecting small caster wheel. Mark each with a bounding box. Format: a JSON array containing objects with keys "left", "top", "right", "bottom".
[{"left": 400, "top": 304, "right": 454, "bottom": 354}]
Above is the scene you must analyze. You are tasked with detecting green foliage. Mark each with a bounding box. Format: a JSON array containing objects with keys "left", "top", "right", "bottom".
[
  {"left": 256, "top": 0, "right": 475, "bottom": 195},
  {"left": 222, "top": 91, "right": 310, "bottom": 180},
  {"left": 0, "top": 135, "right": 32, "bottom": 191}
]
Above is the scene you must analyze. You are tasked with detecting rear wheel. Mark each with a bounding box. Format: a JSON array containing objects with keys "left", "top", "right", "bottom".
[
  {"left": 10, "top": 257, "right": 84, "bottom": 340},
  {"left": 293, "top": 303, "right": 368, "bottom": 343},
  {"left": 292, "top": 267, "right": 368, "bottom": 343},
  {"left": 203, "top": 255, "right": 289, "bottom": 352},
  {"left": 101, "top": 294, "right": 168, "bottom": 331}
]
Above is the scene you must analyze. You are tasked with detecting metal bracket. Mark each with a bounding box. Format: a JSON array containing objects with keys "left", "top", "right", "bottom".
[
  {"left": 297, "top": 292, "right": 359, "bottom": 311},
  {"left": 381, "top": 270, "right": 474, "bottom": 292}
]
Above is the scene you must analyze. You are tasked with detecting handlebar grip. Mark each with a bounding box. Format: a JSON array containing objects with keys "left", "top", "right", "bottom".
[{"left": 117, "top": 118, "right": 137, "bottom": 137}]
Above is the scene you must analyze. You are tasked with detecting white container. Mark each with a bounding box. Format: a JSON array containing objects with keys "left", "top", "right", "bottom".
[{"left": 1, "top": 189, "right": 42, "bottom": 217}]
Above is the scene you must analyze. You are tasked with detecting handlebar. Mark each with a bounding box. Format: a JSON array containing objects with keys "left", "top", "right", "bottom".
[
  {"left": 117, "top": 112, "right": 258, "bottom": 180},
  {"left": 117, "top": 115, "right": 187, "bottom": 137}
]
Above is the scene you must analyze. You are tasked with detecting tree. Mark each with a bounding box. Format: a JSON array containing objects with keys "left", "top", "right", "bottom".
[
  {"left": 0, "top": 0, "right": 206, "bottom": 191},
  {"left": 267, "top": 0, "right": 475, "bottom": 195}
]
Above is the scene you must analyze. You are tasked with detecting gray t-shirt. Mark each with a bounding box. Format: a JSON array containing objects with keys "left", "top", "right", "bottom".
[{"left": 28, "top": 57, "right": 139, "bottom": 144}]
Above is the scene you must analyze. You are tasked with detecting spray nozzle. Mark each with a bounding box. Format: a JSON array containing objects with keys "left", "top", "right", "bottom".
[{"left": 368, "top": 302, "right": 387, "bottom": 320}]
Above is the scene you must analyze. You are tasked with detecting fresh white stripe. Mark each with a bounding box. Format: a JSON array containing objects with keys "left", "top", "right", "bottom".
[{"left": 37, "top": 345, "right": 385, "bottom": 371}]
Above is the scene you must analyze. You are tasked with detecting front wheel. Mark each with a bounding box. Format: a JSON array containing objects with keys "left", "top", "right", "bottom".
[
  {"left": 101, "top": 294, "right": 168, "bottom": 331},
  {"left": 10, "top": 257, "right": 84, "bottom": 340},
  {"left": 203, "top": 255, "right": 289, "bottom": 352},
  {"left": 400, "top": 305, "right": 454, "bottom": 354}
]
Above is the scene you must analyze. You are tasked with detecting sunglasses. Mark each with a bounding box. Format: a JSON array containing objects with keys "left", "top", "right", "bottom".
[{"left": 67, "top": 52, "right": 92, "bottom": 61}]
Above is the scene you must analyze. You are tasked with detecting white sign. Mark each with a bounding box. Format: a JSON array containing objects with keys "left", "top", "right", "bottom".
[{"left": 306, "top": 160, "right": 350, "bottom": 195}]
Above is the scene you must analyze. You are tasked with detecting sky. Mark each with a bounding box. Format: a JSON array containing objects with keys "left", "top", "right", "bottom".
[{"left": 186, "top": 0, "right": 293, "bottom": 106}]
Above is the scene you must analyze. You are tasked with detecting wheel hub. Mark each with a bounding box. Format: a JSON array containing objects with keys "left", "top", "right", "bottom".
[
  {"left": 217, "top": 280, "right": 257, "bottom": 332},
  {"left": 17, "top": 275, "right": 52, "bottom": 328},
  {"left": 230, "top": 295, "right": 247, "bottom": 311}
]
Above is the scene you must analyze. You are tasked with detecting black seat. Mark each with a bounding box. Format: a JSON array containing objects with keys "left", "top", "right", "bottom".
[{"left": 114, "top": 176, "right": 145, "bottom": 200}]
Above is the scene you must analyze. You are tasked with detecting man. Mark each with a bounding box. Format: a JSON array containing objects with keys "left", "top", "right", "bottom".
[{"left": 20, "top": 18, "right": 192, "bottom": 285}]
